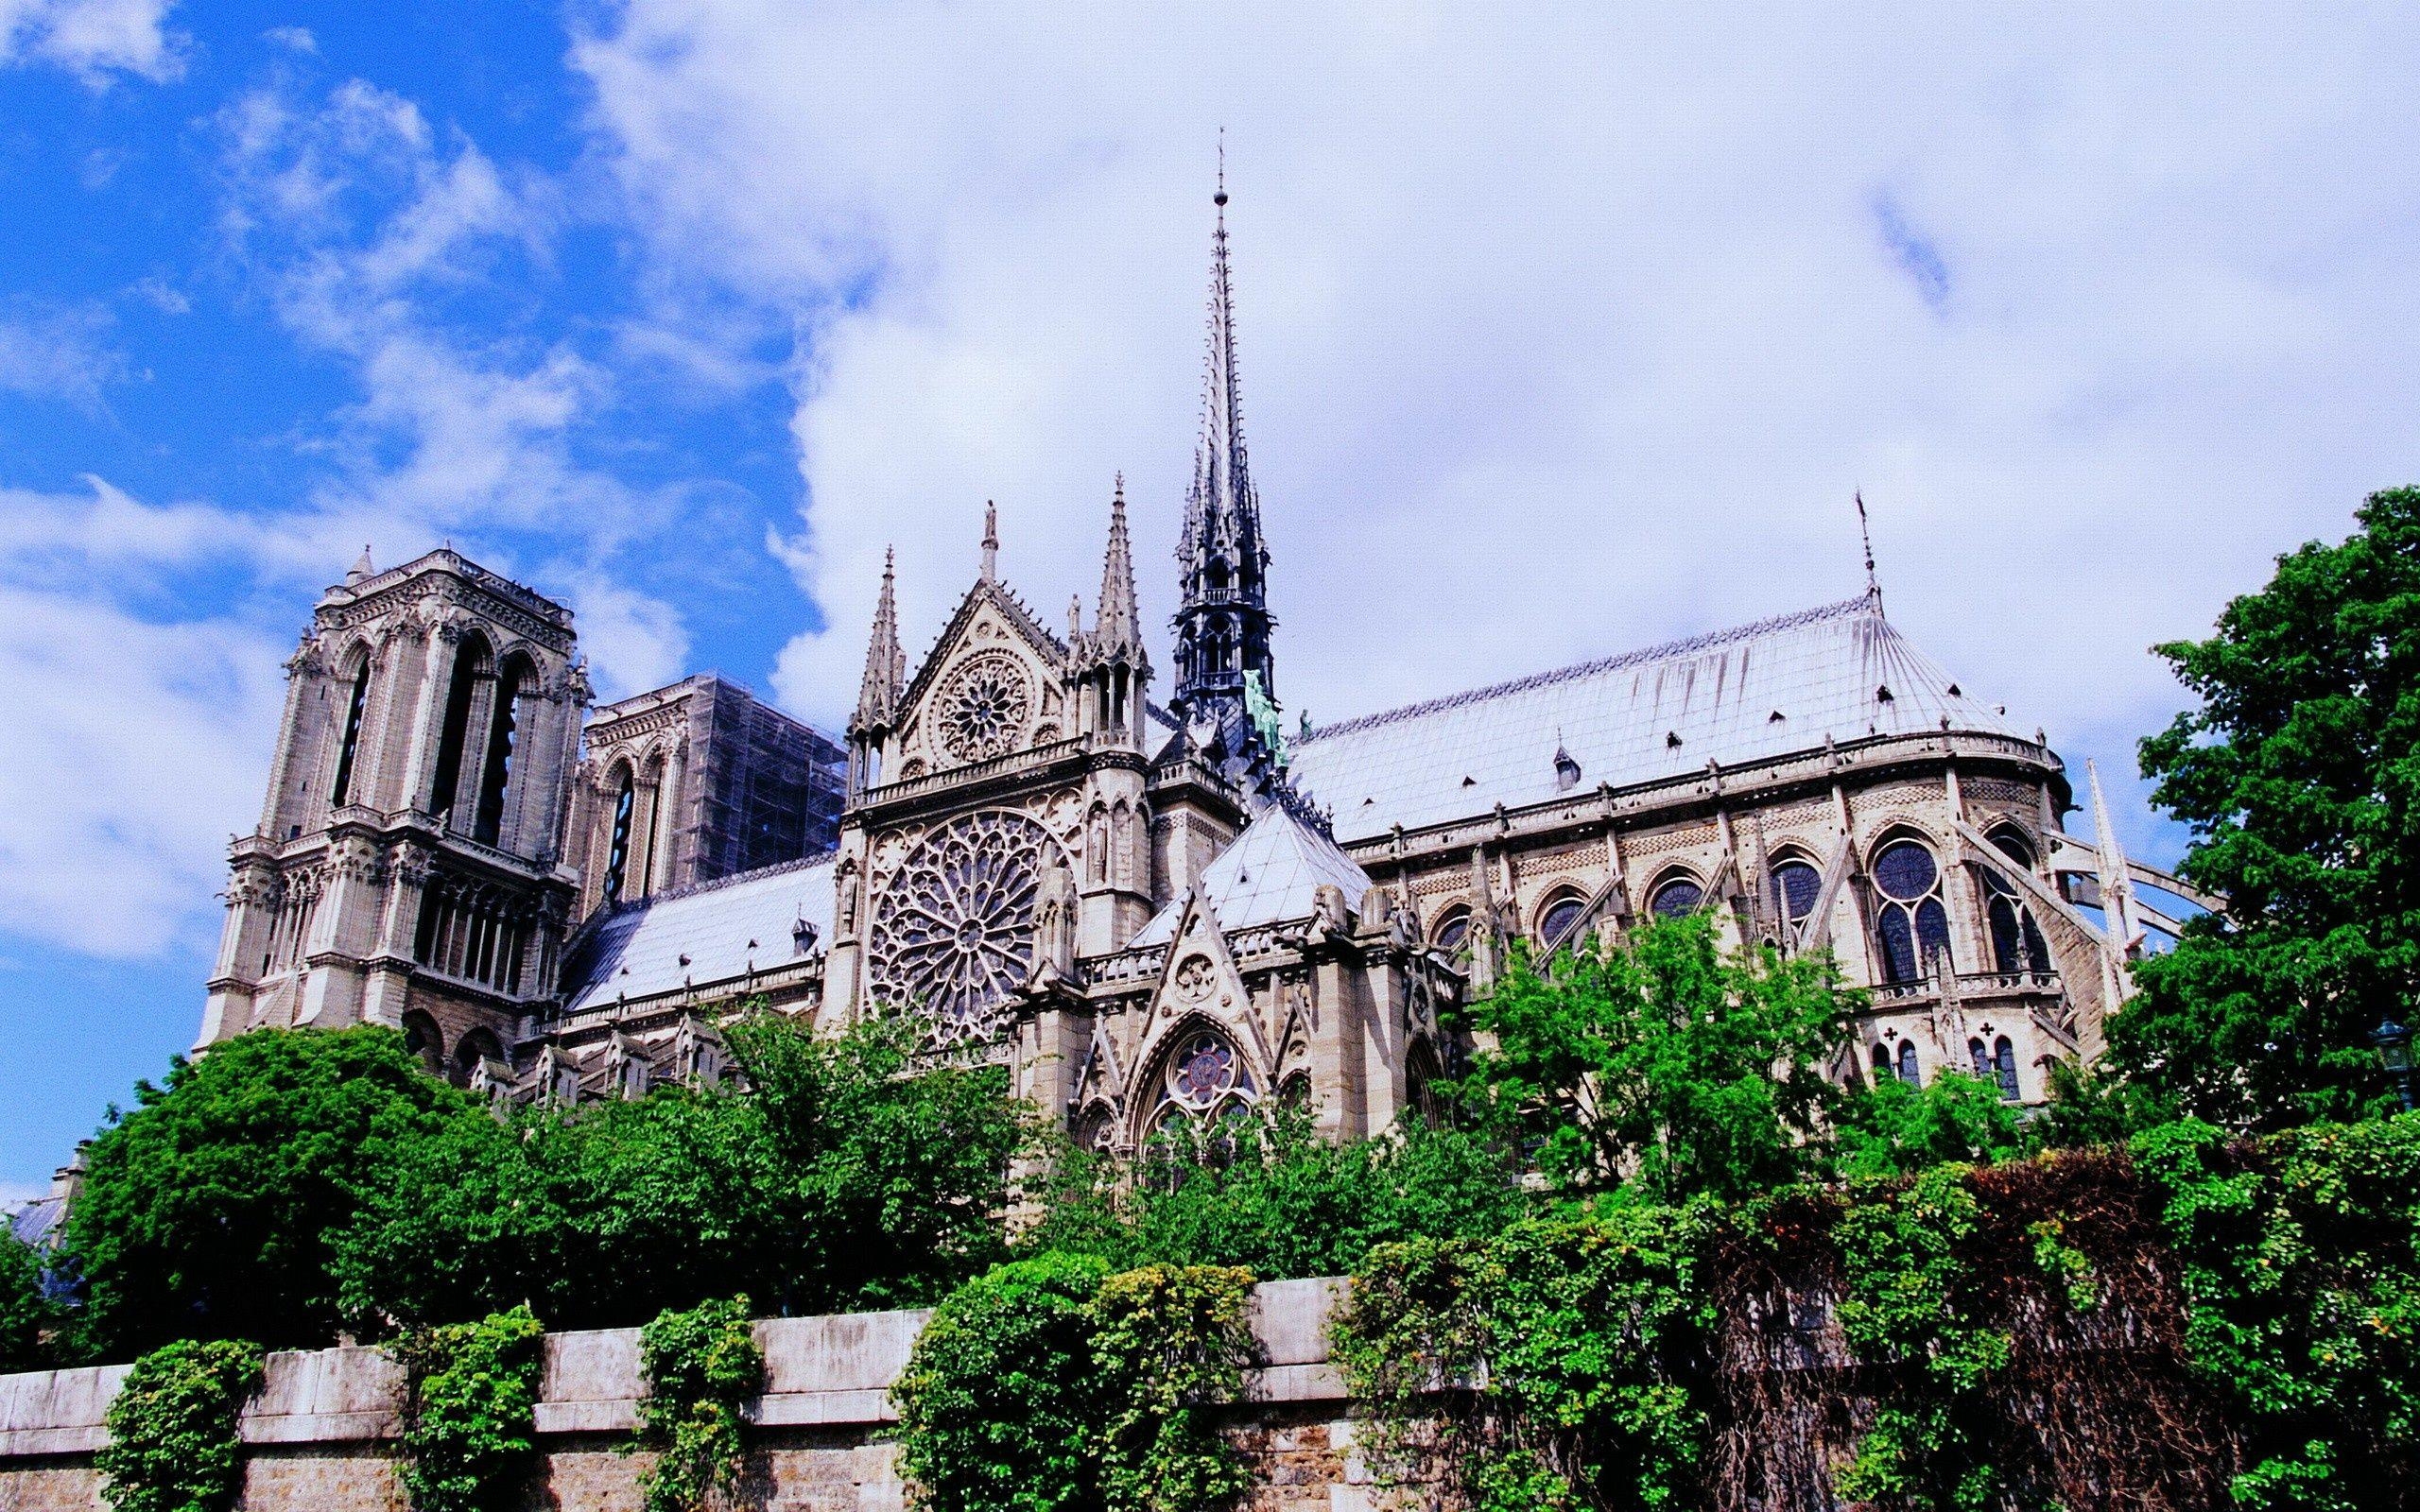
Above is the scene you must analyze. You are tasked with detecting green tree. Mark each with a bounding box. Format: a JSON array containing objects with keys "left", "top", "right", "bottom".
[
  {"left": 724, "top": 1011, "right": 1025, "bottom": 1311},
  {"left": 1454, "top": 915, "right": 1853, "bottom": 1201},
  {"left": 1023, "top": 1108, "right": 1524, "bottom": 1280},
  {"left": 1833, "top": 1072, "right": 2029, "bottom": 1180},
  {"left": 66, "top": 1026, "right": 502, "bottom": 1355},
  {"left": 2121, "top": 486, "right": 2420, "bottom": 1126},
  {"left": 0, "top": 1227, "right": 61, "bottom": 1370}
]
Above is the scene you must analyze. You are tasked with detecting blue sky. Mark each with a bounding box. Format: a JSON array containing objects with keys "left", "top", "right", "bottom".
[{"left": 5, "top": 3, "right": 2420, "bottom": 1196}]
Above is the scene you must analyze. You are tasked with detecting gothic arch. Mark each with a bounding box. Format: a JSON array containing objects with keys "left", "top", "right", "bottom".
[
  {"left": 400, "top": 1010, "right": 443, "bottom": 1074},
  {"left": 1644, "top": 867, "right": 1708, "bottom": 919},
  {"left": 451, "top": 1025, "right": 504, "bottom": 1088},
  {"left": 326, "top": 643, "right": 377, "bottom": 809},
  {"left": 1130, "top": 1013, "right": 1263, "bottom": 1148},
  {"left": 1531, "top": 885, "right": 1591, "bottom": 950},
  {"left": 1428, "top": 902, "right": 1472, "bottom": 954},
  {"left": 1867, "top": 826, "right": 1953, "bottom": 983}
]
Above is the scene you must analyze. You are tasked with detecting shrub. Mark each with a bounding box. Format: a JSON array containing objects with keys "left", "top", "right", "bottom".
[
  {"left": 394, "top": 1306, "right": 545, "bottom": 1512},
  {"left": 632, "top": 1294, "right": 765, "bottom": 1512},
  {"left": 95, "top": 1337, "right": 265, "bottom": 1512}
]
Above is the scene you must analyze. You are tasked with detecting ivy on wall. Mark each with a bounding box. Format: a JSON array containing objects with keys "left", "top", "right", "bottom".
[
  {"left": 891, "top": 1258, "right": 1257, "bottom": 1512},
  {"left": 631, "top": 1294, "right": 765, "bottom": 1512},
  {"left": 394, "top": 1306, "right": 545, "bottom": 1512},
  {"left": 95, "top": 1337, "right": 265, "bottom": 1512}
]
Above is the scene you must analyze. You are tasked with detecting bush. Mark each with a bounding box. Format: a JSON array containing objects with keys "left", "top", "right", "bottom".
[
  {"left": 894, "top": 1253, "right": 1113, "bottom": 1512},
  {"left": 0, "top": 1228, "right": 62, "bottom": 1370},
  {"left": 95, "top": 1337, "right": 265, "bottom": 1512},
  {"left": 1092, "top": 1264, "right": 1256, "bottom": 1512},
  {"left": 395, "top": 1306, "right": 546, "bottom": 1512},
  {"left": 632, "top": 1294, "right": 765, "bottom": 1512}
]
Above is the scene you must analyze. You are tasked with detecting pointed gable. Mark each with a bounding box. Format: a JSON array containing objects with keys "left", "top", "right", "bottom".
[{"left": 1130, "top": 805, "right": 1374, "bottom": 947}]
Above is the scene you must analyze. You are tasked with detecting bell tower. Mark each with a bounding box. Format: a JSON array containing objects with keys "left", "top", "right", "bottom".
[{"left": 200, "top": 549, "right": 584, "bottom": 1082}]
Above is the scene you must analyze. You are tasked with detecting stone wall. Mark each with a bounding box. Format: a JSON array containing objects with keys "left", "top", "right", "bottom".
[{"left": 0, "top": 1279, "right": 1373, "bottom": 1512}]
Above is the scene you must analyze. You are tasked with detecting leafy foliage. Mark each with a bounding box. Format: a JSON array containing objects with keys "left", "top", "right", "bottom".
[
  {"left": 95, "top": 1337, "right": 264, "bottom": 1512},
  {"left": 0, "top": 1227, "right": 63, "bottom": 1370},
  {"left": 1452, "top": 916, "right": 1850, "bottom": 1200},
  {"left": 2134, "top": 1114, "right": 2420, "bottom": 1511},
  {"left": 1091, "top": 1264, "right": 1256, "bottom": 1512},
  {"left": 894, "top": 1253, "right": 1113, "bottom": 1512},
  {"left": 68, "top": 1025, "right": 500, "bottom": 1356},
  {"left": 1832, "top": 1072, "right": 2028, "bottom": 1180},
  {"left": 1021, "top": 1107, "right": 1523, "bottom": 1280},
  {"left": 632, "top": 1294, "right": 765, "bottom": 1512},
  {"left": 394, "top": 1306, "right": 545, "bottom": 1512},
  {"left": 2122, "top": 486, "right": 2420, "bottom": 1125},
  {"left": 1832, "top": 1166, "right": 2011, "bottom": 1511},
  {"left": 1337, "top": 1207, "right": 1717, "bottom": 1511},
  {"left": 892, "top": 1257, "right": 1256, "bottom": 1512}
]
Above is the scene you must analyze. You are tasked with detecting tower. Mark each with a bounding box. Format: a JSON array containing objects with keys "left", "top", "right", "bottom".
[
  {"left": 1169, "top": 173, "right": 1277, "bottom": 757},
  {"left": 200, "top": 550, "right": 584, "bottom": 1082}
]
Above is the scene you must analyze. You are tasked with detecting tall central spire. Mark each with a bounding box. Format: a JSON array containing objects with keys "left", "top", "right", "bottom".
[{"left": 1171, "top": 157, "right": 1276, "bottom": 746}]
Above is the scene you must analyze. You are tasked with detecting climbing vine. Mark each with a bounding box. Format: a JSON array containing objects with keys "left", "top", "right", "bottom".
[
  {"left": 1831, "top": 1165, "right": 2010, "bottom": 1512},
  {"left": 95, "top": 1337, "right": 265, "bottom": 1512},
  {"left": 892, "top": 1258, "right": 1257, "bottom": 1512},
  {"left": 2135, "top": 1114, "right": 2420, "bottom": 1512},
  {"left": 631, "top": 1295, "right": 766, "bottom": 1512},
  {"left": 394, "top": 1306, "right": 545, "bottom": 1512},
  {"left": 1336, "top": 1207, "right": 1718, "bottom": 1511}
]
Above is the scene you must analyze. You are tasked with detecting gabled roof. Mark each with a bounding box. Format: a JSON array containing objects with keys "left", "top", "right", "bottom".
[
  {"left": 1130, "top": 805, "right": 1374, "bottom": 947},
  {"left": 1288, "top": 595, "right": 2023, "bottom": 844},
  {"left": 897, "top": 576, "right": 1069, "bottom": 717},
  {"left": 562, "top": 855, "right": 835, "bottom": 1014}
]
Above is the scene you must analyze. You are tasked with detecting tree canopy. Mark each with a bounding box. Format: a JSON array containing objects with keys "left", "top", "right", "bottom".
[{"left": 2119, "top": 485, "right": 2420, "bottom": 1126}]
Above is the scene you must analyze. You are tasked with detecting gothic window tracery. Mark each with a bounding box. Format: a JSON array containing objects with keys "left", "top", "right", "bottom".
[
  {"left": 1431, "top": 905, "right": 1471, "bottom": 953},
  {"left": 1536, "top": 890, "right": 1587, "bottom": 949},
  {"left": 330, "top": 657, "right": 372, "bottom": 807},
  {"left": 1769, "top": 856, "right": 1822, "bottom": 931},
  {"left": 936, "top": 652, "right": 1034, "bottom": 763},
  {"left": 1650, "top": 873, "right": 1705, "bottom": 919},
  {"left": 865, "top": 810, "right": 1054, "bottom": 1045},
  {"left": 1872, "top": 837, "right": 1952, "bottom": 984},
  {"left": 602, "top": 768, "right": 635, "bottom": 904},
  {"left": 1969, "top": 1035, "right": 2020, "bottom": 1100},
  {"left": 1980, "top": 829, "right": 2051, "bottom": 976}
]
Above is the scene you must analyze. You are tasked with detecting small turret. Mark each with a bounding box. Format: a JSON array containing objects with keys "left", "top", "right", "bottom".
[
  {"left": 1070, "top": 478, "right": 1151, "bottom": 747},
  {"left": 849, "top": 548, "right": 903, "bottom": 793}
]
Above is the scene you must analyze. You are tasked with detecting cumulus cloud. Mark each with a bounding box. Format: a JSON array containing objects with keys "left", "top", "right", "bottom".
[
  {"left": 0, "top": 0, "right": 181, "bottom": 82},
  {"left": 573, "top": 4, "right": 2420, "bottom": 847}
]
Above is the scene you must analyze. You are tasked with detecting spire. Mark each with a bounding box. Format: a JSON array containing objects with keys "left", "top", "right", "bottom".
[
  {"left": 980, "top": 501, "right": 999, "bottom": 582},
  {"left": 854, "top": 548, "right": 902, "bottom": 733},
  {"left": 346, "top": 544, "right": 373, "bottom": 585},
  {"left": 1097, "top": 473, "right": 1141, "bottom": 654},
  {"left": 2088, "top": 759, "right": 2141, "bottom": 954},
  {"left": 1855, "top": 490, "right": 1884, "bottom": 616},
  {"left": 1171, "top": 153, "right": 1276, "bottom": 737}
]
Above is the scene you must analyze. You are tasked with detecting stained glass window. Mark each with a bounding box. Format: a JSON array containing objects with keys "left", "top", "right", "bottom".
[
  {"left": 865, "top": 809, "right": 1052, "bottom": 1046},
  {"left": 1539, "top": 893, "right": 1587, "bottom": 947},
  {"left": 1873, "top": 839, "right": 1951, "bottom": 984},
  {"left": 1651, "top": 876, "right": 1705, "bottom": 919},
  {"left": 1770, "top": 858, "right": 1821, "bottom": 926}
]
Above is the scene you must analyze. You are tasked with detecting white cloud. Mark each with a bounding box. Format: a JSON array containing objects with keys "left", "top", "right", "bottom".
[
  {"left": 0, "top": 0, "right": 180, "bottom": 83},
  {"left": 575, "top": 3, "right": 2420, "bottom": 840},
  {"left": 0, "top": 573, "right": 285, "bottom": 957},
  {"left": 0, "top": 305, "right": 124, "bottom": 411}
]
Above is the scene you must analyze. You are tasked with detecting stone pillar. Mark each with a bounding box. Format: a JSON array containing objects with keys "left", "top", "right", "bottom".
[{"left": 399, "top": 623, "right": 461, "bottom": 816}]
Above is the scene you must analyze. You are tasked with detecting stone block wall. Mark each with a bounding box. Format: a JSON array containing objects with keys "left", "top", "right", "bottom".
[{"left": 0, "top": 1279, "right": 1374, "bottom": 1512}]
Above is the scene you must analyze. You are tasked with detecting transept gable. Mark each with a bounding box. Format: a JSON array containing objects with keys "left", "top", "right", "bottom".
[
  {"left": 1128, "top": 892, "right": 1277, "bottom": 1112},
  {"left": 891, "top": 576, "right": 1074, "bottom": 777}
]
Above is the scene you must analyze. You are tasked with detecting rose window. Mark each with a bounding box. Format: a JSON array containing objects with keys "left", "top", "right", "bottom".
[
  {"left": 1171, "top": 954, "right": 1215, "bottom": 1003},
  {"left": 936, "top": 652, "right": 1034, "bottom": 763},
  {"left": 1167, "top": 1031, "right": 1252, "bottom": 1109},
  {"left": 865, "top": 810, "right": 1055, "bottom": 1043}
]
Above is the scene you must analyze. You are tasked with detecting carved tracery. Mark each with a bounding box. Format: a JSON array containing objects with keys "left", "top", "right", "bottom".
[{"left": 865, "top": 809, "right": 1057, "bottom": 1045}]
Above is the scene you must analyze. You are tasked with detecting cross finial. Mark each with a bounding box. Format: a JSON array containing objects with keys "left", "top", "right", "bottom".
[{"left": 1215, "top": 127, "right": 1226, "bottom": 208}]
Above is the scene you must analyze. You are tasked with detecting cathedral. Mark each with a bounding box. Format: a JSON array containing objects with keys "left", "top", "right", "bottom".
[{"left": 198, "top": 187, "right": 2213, "bottom": 1149}]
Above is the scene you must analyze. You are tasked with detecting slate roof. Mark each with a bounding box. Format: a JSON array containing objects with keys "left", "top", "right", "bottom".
[
  {"left": 1130, "top": 805, "right": 1374, "bottom": 947},
  {"left": 1288, "top": 595, "right": 2022, "bottom": 844},
  {"left": 562, "top": 855, "right": 836, "bottom": 1014}
]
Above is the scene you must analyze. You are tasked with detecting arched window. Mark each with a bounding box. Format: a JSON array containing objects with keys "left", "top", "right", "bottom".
[
  {"left": 1871, "top": 1042, "right": 1892, "bottom": 1081},
  {"left": 330, "top": 657, "right": 372, "bottom": 806},
  {"left": 1650, "top": 874, "right": 1705, "bottom": 919},
  {"left": 1895, "top": 1040, "right": 1921, "bottom": 1087},
  {"left": 427, "top": 633, "right": 492, "bottom": 821},
  {"left": 602, "top": 768, "right": 636, "bottom": 904},
  {"left": 472, "top": 657, "right": 527, "bottom": 846},
  {"left": 1432, "top": 906, "right": 1471, "bottom": 954},
  {"left": 1537, "top": 891, "right": 1588, "bottom": 949},
  {"left": 1992, "top": 1036, "right": 2018, "bottom": 1100},
  {"left": 1769, "top": 856, "right": 1822, "bottom": 932},
  {"left": 1872, "top": 838, "right": 1952, "bottom": 984},
  {"left": 1074, "top": 1106, "right": 1116, "bottom": 1153},
  {"left": 400, "top": 1011, "right": 442, "bottom": 1074},
  {"left": 452, "top": 1027, "right": 503, "bottom": 1090},
  {"left": 1979, "top": 829, "right": 2050, "bottom": 976}
]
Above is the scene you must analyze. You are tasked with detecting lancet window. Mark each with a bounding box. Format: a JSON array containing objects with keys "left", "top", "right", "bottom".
[{"left": 1872, "top": 837, "right": 1952, "bottom": 984}]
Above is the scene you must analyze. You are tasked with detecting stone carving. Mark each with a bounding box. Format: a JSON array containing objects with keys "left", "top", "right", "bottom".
[
  {"left": 936, "top": 650, "right": 1034, "bottom": 763},
  {"left": 866, "top": 809, "right": 1054, "bottom": 1045}
]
